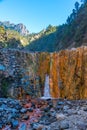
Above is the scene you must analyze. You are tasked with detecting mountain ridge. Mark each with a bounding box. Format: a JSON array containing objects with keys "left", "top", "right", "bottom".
[
  {"left": 0, "top": 21, "right": 29, "bottom": 36},
  {"left": 27, "top": 1, "right": 87, "bottom": 52},
  {"left": 0, "top": 1, "right": 87, "bottom": 52}
]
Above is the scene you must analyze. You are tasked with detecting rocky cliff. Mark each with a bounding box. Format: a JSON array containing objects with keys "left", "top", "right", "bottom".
[
  {"left": 0, "top": 46, "right": 87, "bottom": 99},
  {"left": 0, "top": 21, "right": 29, "bottom": 36}
]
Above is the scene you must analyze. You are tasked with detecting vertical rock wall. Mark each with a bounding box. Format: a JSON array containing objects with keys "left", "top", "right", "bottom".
[{"left": 0, "top": 47, "right": 87, "bottom": 99}]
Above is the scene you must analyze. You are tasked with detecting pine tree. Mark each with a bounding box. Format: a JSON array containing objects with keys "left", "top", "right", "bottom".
[{"left": 75, "top": 1, "right": 80, "bottom": 12}]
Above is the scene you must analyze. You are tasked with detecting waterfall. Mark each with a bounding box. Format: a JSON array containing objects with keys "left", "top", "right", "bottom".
[
  {"left": 44, "top": 75, "right": 50, "bottom": 97},
  {"left": 41, "top": 74, "right": 51, "bottom": 99}
]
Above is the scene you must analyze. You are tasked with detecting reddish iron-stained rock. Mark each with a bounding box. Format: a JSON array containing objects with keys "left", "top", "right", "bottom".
[
  {"left": 24, "top": 103, "right": 31, "bottom": 108},
  {"left": 1, "top": 47, "right": 87, "bottom": 99}
]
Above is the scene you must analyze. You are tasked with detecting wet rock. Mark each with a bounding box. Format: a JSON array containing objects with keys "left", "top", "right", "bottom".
[
  {"left": 11, "top": 108, "right": 18, "bottom": 113},
  {"left": 1, "top": 104, "right": 7, "bottom": 109},
  {"left": 63, "top": 106, "right": 69, "bottom": 111},
  {"left": 19, "top": 123, "right": 27, "bottom": 130},
  {"left": 57, "top": 101, "right": 64, "bottom": 105},
  {"left": 77, "top": 110, "right": 84, "bottom": 115},
  {"left": 46, "top": 98, "right": 52, "bottom": 102},
  {"left": 31, "top": 123, "right": 44, "bottom": 130},
  {"left": 11, "top": 120, "right": 19, "bottom": 129},
  {"left": 28, "top": 107, "right": 33, "bottom": 112},
  {"left": 50, "top": 110, "right": 56, "bottom": 117},
  {"left": 77, "top": 123, "right": 87, "bottom": 130},
  {"left": 0, "top": 98, "right": 87, "bottom": 130},
  {"left": 67, "top": 109, "right": 77, "bottom": 115},
  {"left": 0, "top": 108, "right": 4, "bottom": 112},
  {"left": 20, "top": 108, "right": 27, "bottom": 113},
  {"left": 7, "top": 114, "right": 16, "bottom": 121},
  {"left": 48, "top": 102, "right": 53, "bottom": 108},
  {"left": 15, "top": 105, "right": 22, "bottom": 110},
  {"left": 57, "top": 105, "right": 63, "bottom": 110},
  {"left": 0, "top": 124, "right": 2, "bottom": 129},
  {"left": 44, "top": 107, "right": 50, "bottom": 112},
  {"left": 56, "top": 113, "right": 65, "bottom": 120},
  {"left": 48, "top": 117, "right": 57, "bottom": 123},
  {"left": 39, "top": 113, "right": 57, "bottom": 126},
  {"left": 22, "top": 115, "right": 29, "bottom": 120},
  {"left": 60, "top": 121, "right": 69, "bottom": 129},
  {"left": 31, "top": 102, "right": 36, "bottom": 109},
  {"left": 45, "top": 112, "right": 51, "bottom": 117},
  {"left": 83, "top": 107, "right": 87, "bottom": 111},
  {"left": 25, "top": 103, "right": 31, "bottom": 108}
]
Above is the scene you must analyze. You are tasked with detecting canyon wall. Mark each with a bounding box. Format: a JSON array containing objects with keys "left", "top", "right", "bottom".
[{"left": 0, "top": 47, "right": 87, "bottom": 99}]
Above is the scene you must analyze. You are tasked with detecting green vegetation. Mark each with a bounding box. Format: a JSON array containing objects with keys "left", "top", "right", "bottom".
[
  {"left": 55, "top": 1, "right": 87, "bottom": 51},
  {"left": 27, "top": 1, "right": 87, "bottom": 52},
  {"left": 0, "top": 26, "right": 28, "bottom": 48},
  {"left": 26, "top": 25, "right": 58, "bottom": 52},
  {"left": 0, "top": 1, "right": 87, "bottom": 52},
  {"left": 0, "top": 26, "right": 7, "bottom": 47}
]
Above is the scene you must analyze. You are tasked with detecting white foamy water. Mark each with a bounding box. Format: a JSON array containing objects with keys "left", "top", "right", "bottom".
[{"left": 41, "top": 74, "right": 51, "bottom": 99}]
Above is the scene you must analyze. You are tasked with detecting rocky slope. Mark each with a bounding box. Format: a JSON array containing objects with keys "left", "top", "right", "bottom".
[
  {"left": 0, "top": 26, "right": 29, "bottom": 49},
  {"left": 0, "top": 46, "right": 87, "bottom": 99},
  {"left": 0, "top": 21, "right": 29, "bottom": 36},
  {"left": 27, "top": 2, "right": 87, "bottom": 52},
  {"left": 26, "top": 25, "right": 58, "bottom": 52}
]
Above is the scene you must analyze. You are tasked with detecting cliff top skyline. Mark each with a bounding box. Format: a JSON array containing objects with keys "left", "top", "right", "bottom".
[{"left": 0, "top": 0, "right": 80, "bottom": 33}]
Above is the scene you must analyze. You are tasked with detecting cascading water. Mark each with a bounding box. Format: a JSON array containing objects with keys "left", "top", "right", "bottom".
[
  {"left": 44, "top": 75, "right": 50, "bottom": 97},
  {"left": 41, "top": 74, "right": 51, "bottom": 99}
]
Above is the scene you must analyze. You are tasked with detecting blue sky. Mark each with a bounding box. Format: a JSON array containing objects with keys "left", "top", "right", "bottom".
[{"left": 0, "top": 0, "right": 81, "bottom": 33}]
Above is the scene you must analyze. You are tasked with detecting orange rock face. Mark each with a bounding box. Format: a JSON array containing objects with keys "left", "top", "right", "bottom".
[
  {"left": 58, "top": 47, "right": 87, "bottom": 99},
  {"left": 1, "top": 47, "right": 87, "bottom": 99},
  {"left": 37, "top": 47, "right": 87, "bottom": 99},
  {"left": 49, "top": 53, "right": 60, "bottom": 98}
]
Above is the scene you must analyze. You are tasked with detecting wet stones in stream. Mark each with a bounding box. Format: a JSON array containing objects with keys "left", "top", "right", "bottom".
[
  {"left": 11, "top": 120, "right": 19, "bottom": 129},
  {"left": 0, "top": 98, "right": 87, "bottom": 130},
  {"left": 30, "top": 99, "right": 87, "bottom": 130}
]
